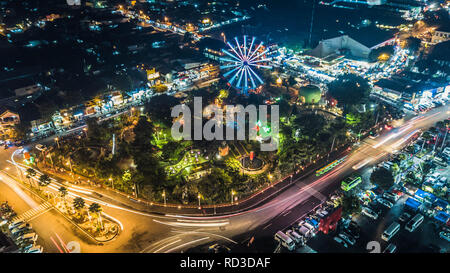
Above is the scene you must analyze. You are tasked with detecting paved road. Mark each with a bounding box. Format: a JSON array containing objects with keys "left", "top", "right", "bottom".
[
  {"left": 1, "top": 105, "right": 448, "bottom": 252},
  {"left": 163, "top": 105, "right": 450, "bottom": 253}
]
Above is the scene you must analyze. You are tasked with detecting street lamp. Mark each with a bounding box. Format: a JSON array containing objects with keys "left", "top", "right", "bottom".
[
  {"left": 47, "top": 153, "right": 54, "bottom": 170},
  {"left": 162, "top": 190, "right": 166, "bottom": 206},
  {"left": 109, "top": 177, "right": 114, "bottom": 190},
  {"left": 66, "top": 158, "right": 74, "bottom": 179},
  {"left": 231, "top": 190, "right": 236, "bottom": 204},
  {"left": 198, "top": 193, "right": 201, "bottom": 208},
  {"left": 54, "top": 137, "right": 60, "bottom": 149}
]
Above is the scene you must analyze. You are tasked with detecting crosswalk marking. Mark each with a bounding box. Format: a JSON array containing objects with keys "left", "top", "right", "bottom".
[{"left": 12, "top": 202, "right": 53, "bottom": 222}]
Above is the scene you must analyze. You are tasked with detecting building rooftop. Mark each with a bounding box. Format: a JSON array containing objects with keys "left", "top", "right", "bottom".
[{"left": 322, "top": 25, "right": 396, "bottom": 49}]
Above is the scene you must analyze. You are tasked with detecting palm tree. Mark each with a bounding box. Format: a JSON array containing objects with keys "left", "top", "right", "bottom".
[
  {"left": 89, "top": 203, "right": 103, "bottom": 230},
  {"left": 25, "top": 168, "right": 37, "bottom": 188},
  {"left": 73, "top": 197, "right": 85, "bottom": 218},
  {"left": 38, "top": 174, "right": 51, "bottom": 190}
]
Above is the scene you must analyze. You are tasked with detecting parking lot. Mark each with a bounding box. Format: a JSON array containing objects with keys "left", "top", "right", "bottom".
[{"left": 306, "top": 195, "right": 449, "bottom": 253}]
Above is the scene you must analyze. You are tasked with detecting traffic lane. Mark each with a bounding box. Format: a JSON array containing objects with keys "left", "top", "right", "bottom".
[
  {"left": 223, "top": 180, "right": 340, "bottom": 253},
  {"left": 0, "top": 171, "right": 104, "bottom": 253},
  {"left": 0, "top": 161, "right": 176, "bottom": 253},
  {"left": 27, "top": 209, "right": 99, "bottom": 253},
  {"left": 219, "top": 104, "right": 447, "bottom": 252},
  {"left": 5, "top": 149, "right": 205, "bottom": 253},
  {"left": 143, "top": 105, "right": 450, "bottom": 252}
]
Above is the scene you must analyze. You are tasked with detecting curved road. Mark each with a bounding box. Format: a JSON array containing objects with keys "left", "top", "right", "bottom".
[{"left": 0, "top": 105, "right": 448, "bottom": 252}]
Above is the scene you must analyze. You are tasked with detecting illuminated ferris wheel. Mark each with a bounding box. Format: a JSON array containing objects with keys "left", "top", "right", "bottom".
[{"left": 220, "top": 36, "right": 272, "bottom": 95}]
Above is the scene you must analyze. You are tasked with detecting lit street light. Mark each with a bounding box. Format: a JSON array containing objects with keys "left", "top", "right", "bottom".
[
  {"left": 109, "top": 177, "right": 114, "bottom": 190},
  {"left": 66, "top": 158, "right": 74, "bottom": 180},
  {"left": 54, "top": 137, "right": 60, "bottom": 149},
  {"left": 162, "top": 190, "right": 166, "bottom": 206}
]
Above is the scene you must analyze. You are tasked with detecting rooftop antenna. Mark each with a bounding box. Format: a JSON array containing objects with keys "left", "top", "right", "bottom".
[{"left": 308, "top": 0, "right": 317, "bottom": 47}]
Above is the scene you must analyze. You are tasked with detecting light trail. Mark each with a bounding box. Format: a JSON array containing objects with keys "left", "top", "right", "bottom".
[
  {"left": 54, "top": 231, "right": 69, "bottom": 253},
  {"left": 102, "top": 211, "right": 124, "bottom": 231},
  {"left": 49, "top": 236, "right": 65, "bottom": 253},
  {"left": 153, "top": 219, "right": 229, "bottom": 228},
  {"left": 153, "top": 238, "right": 182, "bottom": 253},
  {"left": 163, "top": 237, "right": 210, "bottom": 253},
  {"left": 352, "top": 157, "right": 373, "bottom": 170},
  {"left": 171, "top": 230, "right": 238, "bottom": 244},
  {"left": 0, "top": 172, "right": 38, "bottom": 208},
  {"left": 392, "top": 129, "right": 420, "bottom": 149},
  {"left": 372, "top": 124, "right": 412, "bottom": 148}
]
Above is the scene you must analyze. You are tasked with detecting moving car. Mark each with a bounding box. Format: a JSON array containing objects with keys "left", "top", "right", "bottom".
[{"left": 361, "top": 207, "right": 379, "bottom": 220}]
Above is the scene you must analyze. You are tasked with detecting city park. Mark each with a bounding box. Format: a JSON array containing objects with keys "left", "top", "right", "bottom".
[{"left": 30, "top": 37, "right": 395, "bottom": 207}]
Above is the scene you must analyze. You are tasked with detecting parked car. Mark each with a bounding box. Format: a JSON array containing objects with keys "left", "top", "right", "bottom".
[
  {"left": 0, "top": 219, "right": 8, "bottom": 227},
  {"left": 361, "top": 207, "right": 379, "bottom": 220},
  {"left": 208, "top": 244, "right": 231, "bottom": 253},
  {"left": 399, "top": 212, "right": 411, "bottom": 222},
  {"left": 21, "top": 242, "right": 35, "bottom": 252},
  {"left": 383, "top": 192, "right": 399, "bottom": 203},
  {"left": 8, "top": 220, "right": 24, "bottom": 230},
  {"left": 439, "top": 231, "right": 450, "bottom": 242},
  {"left": 17, "top": 232, "right": 38, "bottom": 243},
  {"left": 383, "top": 243, "right": 397, "bottom": 253},
  {"left": 11, "top": 223, "right": 31, "bottom": 236},
  {"left": 338, "top": 232, "right": 356, "bottom": 246},
  {"left": 333, "top": 236, "right": 348, "bottom": 248},
  {"left": 286, "top": 229, "right": 304, "bottom": 245},
  {"left": 345, "top": 222, "right": 361, "bottom": 239},
  {"left": 26, "top": 245, "right": 43, "bottom": 253},
  {"left": 274, "top": 231, "right": 296, "bottom": 251},
  {"left": 377, "top": 198, "right": 394, "bottom": 208}
]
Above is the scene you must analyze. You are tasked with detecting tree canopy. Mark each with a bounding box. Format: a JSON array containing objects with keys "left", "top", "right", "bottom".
[
  {"left": 341, "top": 194, "right": 361, "bottom": 216},
  {"left": 370, "top": 167, "right": 394, "bottom": 191},
  {"left": 327, "top": 74, "right": 370, "bottom": 110}
]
